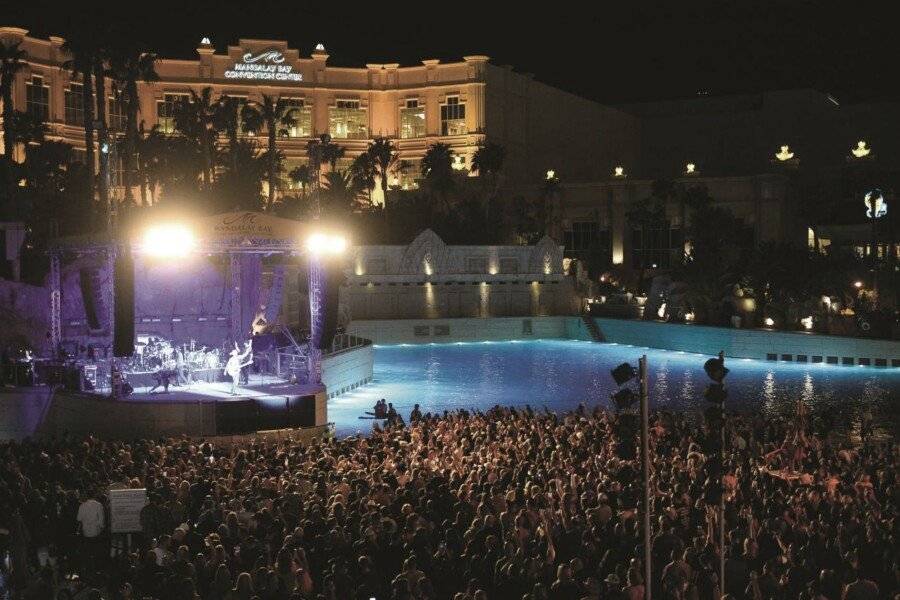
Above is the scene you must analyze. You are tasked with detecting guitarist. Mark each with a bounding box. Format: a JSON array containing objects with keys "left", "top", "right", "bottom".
[{"left": 224, "top": 341, "right": 253, "bottom": 395}]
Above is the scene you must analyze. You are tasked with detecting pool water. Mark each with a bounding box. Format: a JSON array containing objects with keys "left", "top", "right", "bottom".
[{"left": 328, "top": 340, "right": 900, "bottom": 438}]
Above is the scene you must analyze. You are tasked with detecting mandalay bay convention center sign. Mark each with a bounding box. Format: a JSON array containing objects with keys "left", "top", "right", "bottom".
[{"left": 224, "top": 49, "right": 303, "bottom": 82}]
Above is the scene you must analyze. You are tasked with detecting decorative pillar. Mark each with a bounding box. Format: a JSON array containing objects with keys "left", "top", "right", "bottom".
[
  {"left": 229, "top": 253, "right": 242, "bottom": 343},
  {"left": 49, "top": 252, "right": 62, "bottom": 354},
  {"left": 307, "top": 256, "right": 325, "bottom": 384}
]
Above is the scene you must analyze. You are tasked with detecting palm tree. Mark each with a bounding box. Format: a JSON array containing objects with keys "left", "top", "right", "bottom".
[
  {"left": 93, "top": 46, "right": 111, "bottom": 213},
  {"left": 350, "top": 152, "right": 376, "bottom": 205},
  {"left": 62, "top": 35, "right": 98, "bottom": 200},
  {"left": 0, "top": 40, "right": 27, "bottom": 167},
  {"left": 366, "top": 137, "right": 399, "bottom": 208},
  {"left": 471, "top": 141, "right": 506, "bottom": 221},
  {"left": 320, "top": 169, "right": 356, "bottom": 216},
  {"left": 241, "top": 95, "right": 297, "bottom": 210},
  {"left": 214, "top": 95, "right": 246, "bottom": 147},
  {"left": 288, "top": 164, "right": 312, "bottom": 196},
  {"left": 108, "top": 41, "right": 158, "bottom": 207},
  {"left": 173, "top": 87, "right": 219, "bottom": 187},
  {"left": 421, "top": 143, "right": 456, "bottom": 212}
]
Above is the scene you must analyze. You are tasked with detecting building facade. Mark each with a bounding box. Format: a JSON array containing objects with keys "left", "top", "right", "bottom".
[{"left": 0, "top": 27, "right": 637, "bottom": 196}]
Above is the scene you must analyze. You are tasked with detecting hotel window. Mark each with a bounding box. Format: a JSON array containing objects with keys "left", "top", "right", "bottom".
[
  {"left": 282, "top": 99, "right": 312, "bottom": 138},
  {"left": 329, "top": 99, "right": 367, "bottom": 139},
  {"left": 440, "top": 95, "right": 466, "bottom": 136},
  {"left": 400, "top": 99, "right": 425, "bottom": 139},
  {"left": 398, "top": 159, "right": 420, "bottom": 190},
  {"left": 108, "top": 96, "right": 127, "bottom": 131},
  {"left": 26, "top": 75, "right": 50, "bottom": 122},
  {"left": 156, "top": 93, "right": 188, "bottom": 135},
  {"left": 64, "top": 83, "right": 85, "bottom": 126},
  {"left": 565, "top": 221, "right": 611, "bottom": 264},
  {"left": 631, "top": 222, "right": 682, "bottom": 269}
]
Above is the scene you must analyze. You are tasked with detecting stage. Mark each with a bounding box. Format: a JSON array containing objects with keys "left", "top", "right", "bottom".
[{"left": 0, "top": 375, "right": 328, "bottom": 441}]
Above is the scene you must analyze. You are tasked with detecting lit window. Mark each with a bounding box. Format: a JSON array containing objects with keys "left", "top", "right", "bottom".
[
  {"left": 108, "top": 96, "right": 127, "bottom": 131},
  {"left": 440, "top": 96, "right": 466, "bottom": 136},
  {"left": 26, "top": 75, "right": 50, "bottom": 122},
  {"left": 400, "top": 98, "right": 425, "bottom": 139},
  {"left": 64, "top": 83, "right": 85, "bottom": 126},
  {"left": 282, "top": 98, "right": 312, "bottom": 138},
  {"left": 329, "top": 99, "right": 367, "bottom": 139},
  {"left": 397, "top": 159, "right": 420, "bottom": 189},
  {"left": 156, "top": 93, "right": 188, "bottom": 134}
]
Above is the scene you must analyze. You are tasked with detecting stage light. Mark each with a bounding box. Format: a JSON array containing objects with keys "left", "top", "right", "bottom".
[
  {"left": 611, "top": 362, "right": 637, "bottom": 386},
  {"left": 306, "top": 232, "right": 347, "bottom": 255},
  {"left": 141, "top": 224, "right": 196, "bottom": 257}
]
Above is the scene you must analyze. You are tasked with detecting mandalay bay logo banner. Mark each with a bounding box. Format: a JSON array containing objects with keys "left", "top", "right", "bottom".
[{"left": 224, "top": 49, "right": 302, "bottom": 82}]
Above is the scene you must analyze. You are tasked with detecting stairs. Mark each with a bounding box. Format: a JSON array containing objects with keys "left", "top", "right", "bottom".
[{"left": 582, "top": 315, "right": 604, "bottom": 342}]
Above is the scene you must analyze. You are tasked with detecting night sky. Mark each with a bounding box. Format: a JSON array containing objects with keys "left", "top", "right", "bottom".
[{"left": 1, "top": 0, "right": 894, "bottom": 105}]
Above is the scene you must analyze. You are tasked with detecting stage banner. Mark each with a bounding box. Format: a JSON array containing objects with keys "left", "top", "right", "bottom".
[
  {"left": 199, "top": 212, "right": 309, "bottom": 248},
  {"left": 109, "top": 488, "right": 148, "bottom": 533}
]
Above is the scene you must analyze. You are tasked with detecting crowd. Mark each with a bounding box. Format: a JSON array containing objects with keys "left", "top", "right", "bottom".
[{"left": 0, "top": 403, "right": 896, "bottom": 600}]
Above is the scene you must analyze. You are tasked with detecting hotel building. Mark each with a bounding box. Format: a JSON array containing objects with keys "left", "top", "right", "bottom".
[{"left": 0, "top": 27, "right": 637, "bottom": 197}]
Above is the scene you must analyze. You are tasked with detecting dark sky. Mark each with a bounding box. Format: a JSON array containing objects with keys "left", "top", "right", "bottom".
[{"left": 2, "top": 0, "right": 894, "bottom": 105}]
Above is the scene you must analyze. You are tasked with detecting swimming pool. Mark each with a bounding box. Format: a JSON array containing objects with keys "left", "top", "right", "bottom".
[{"left": 328, "top": 339, "right": 900, "bottom": 437}]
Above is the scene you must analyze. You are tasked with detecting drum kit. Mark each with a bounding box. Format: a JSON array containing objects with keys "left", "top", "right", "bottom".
[{"left": 130, "top": 337, "right": 221, "bottom": 374}]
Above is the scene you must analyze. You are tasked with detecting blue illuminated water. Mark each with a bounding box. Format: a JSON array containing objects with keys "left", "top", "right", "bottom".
[{"left": 328, "top": 340, "right": 899, "bottom": 438}]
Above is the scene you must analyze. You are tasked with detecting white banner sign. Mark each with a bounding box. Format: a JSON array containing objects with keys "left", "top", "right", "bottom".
[{"left": 109, "top": 488, "right": 148, "bottom": 533}]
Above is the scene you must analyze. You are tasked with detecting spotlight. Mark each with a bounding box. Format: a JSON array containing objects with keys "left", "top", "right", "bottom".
[
  {"left": 703, "top": 357, "right": 729, "bottom": 383},
  {"left": 141, "top": 223, "right": 196, "bottom": 258},
  {"left": 306, "top": 232, "right": 347, "bottom": 255},
  {"left": 611, "top": 388, "right": 638, "bottom": 410},
  {"left": 611, "top": 362, "right": 637, "bottom": 386}
]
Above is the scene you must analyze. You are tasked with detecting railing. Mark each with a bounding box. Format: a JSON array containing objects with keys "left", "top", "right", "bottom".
[{"left": 326, "top": 333, "right": 371, "bottom": 356}]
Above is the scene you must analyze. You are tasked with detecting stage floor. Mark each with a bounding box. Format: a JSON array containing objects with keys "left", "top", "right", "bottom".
[{"left": 92, "top": 374, "right": 324, "bottom": 404}]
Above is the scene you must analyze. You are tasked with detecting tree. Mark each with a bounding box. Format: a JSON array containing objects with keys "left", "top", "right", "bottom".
[
  {"left": 108, "top": 40, "right": 158, "bottom": 208},
  {"left": 213, "top": 139, "right": 266, "bottom": 212},
  {"left": 135, "top": 124, "right": 167, "bottom": 206},
  {"left": 241, "top": 95, "right": 297, "bottom": 210},
  {"left": 173, "top": 87, "right": 219, "bottom": 187},
  {"left": 421, "top": 143, "right": 456, "bottom": 212},
  {"left": 472, "top": 141, "right": 506, "bottom": 221},
  {"left": 350, "top": 152, "right": 376, "bottom": 206},
  {"left": 0, "top": 40, "right": 27, "bottom": 168},
  {"left": 320, "top": 169, "right": 357, "bottom": 217},
  {"left": 62, "top": 34, "right": 99, "bottom": 200},
  {"left": 93, "top": 45, "right": 111, "bottom": 215},
  {"left": 288, "top": 164, "right": 313, "bottom": 197},
  {"left": 366, "top": 137, "right": 399, "bottom": 208}
]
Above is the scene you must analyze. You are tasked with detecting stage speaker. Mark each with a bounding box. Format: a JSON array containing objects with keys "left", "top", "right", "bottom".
[
  {"left": 79, "top": 268, "right": 102, "bottom": 330},
  {"left": 113, "top": 248, "right": 135, "bottom": 358},
  {"left": 317, "top": 264, "right": 343, "bottom": 350}
]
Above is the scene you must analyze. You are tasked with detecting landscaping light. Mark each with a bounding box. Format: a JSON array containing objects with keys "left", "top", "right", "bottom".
[
  {"left": 685, "top": 162, "right": 696, "bottom": 174},
  {"left": 800, "top": 316, "right": 813, "bottom": 330},
  {"left": 854, "top": 281, "right": 863, "bottom": 289},
  {"left": 851, "top": 140, "right": 871, "bottom": 158},
  {"left": 764, "top": 317, "right": 775, "bottom": 327},
  {"left": 775, "top": 145, "right": 794, "bottom": 161},
  {"left": 546, "top": 169, "right": 556, "bottom": 180},
  {"left": 684, "top": 311, "right": 695, "bottom": 322},
  {"left": 614, "top": 166, "right": 625, "bottom": 177},
  {"left": 141, "top": 223, "right": 196, "bottom": 257}
]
